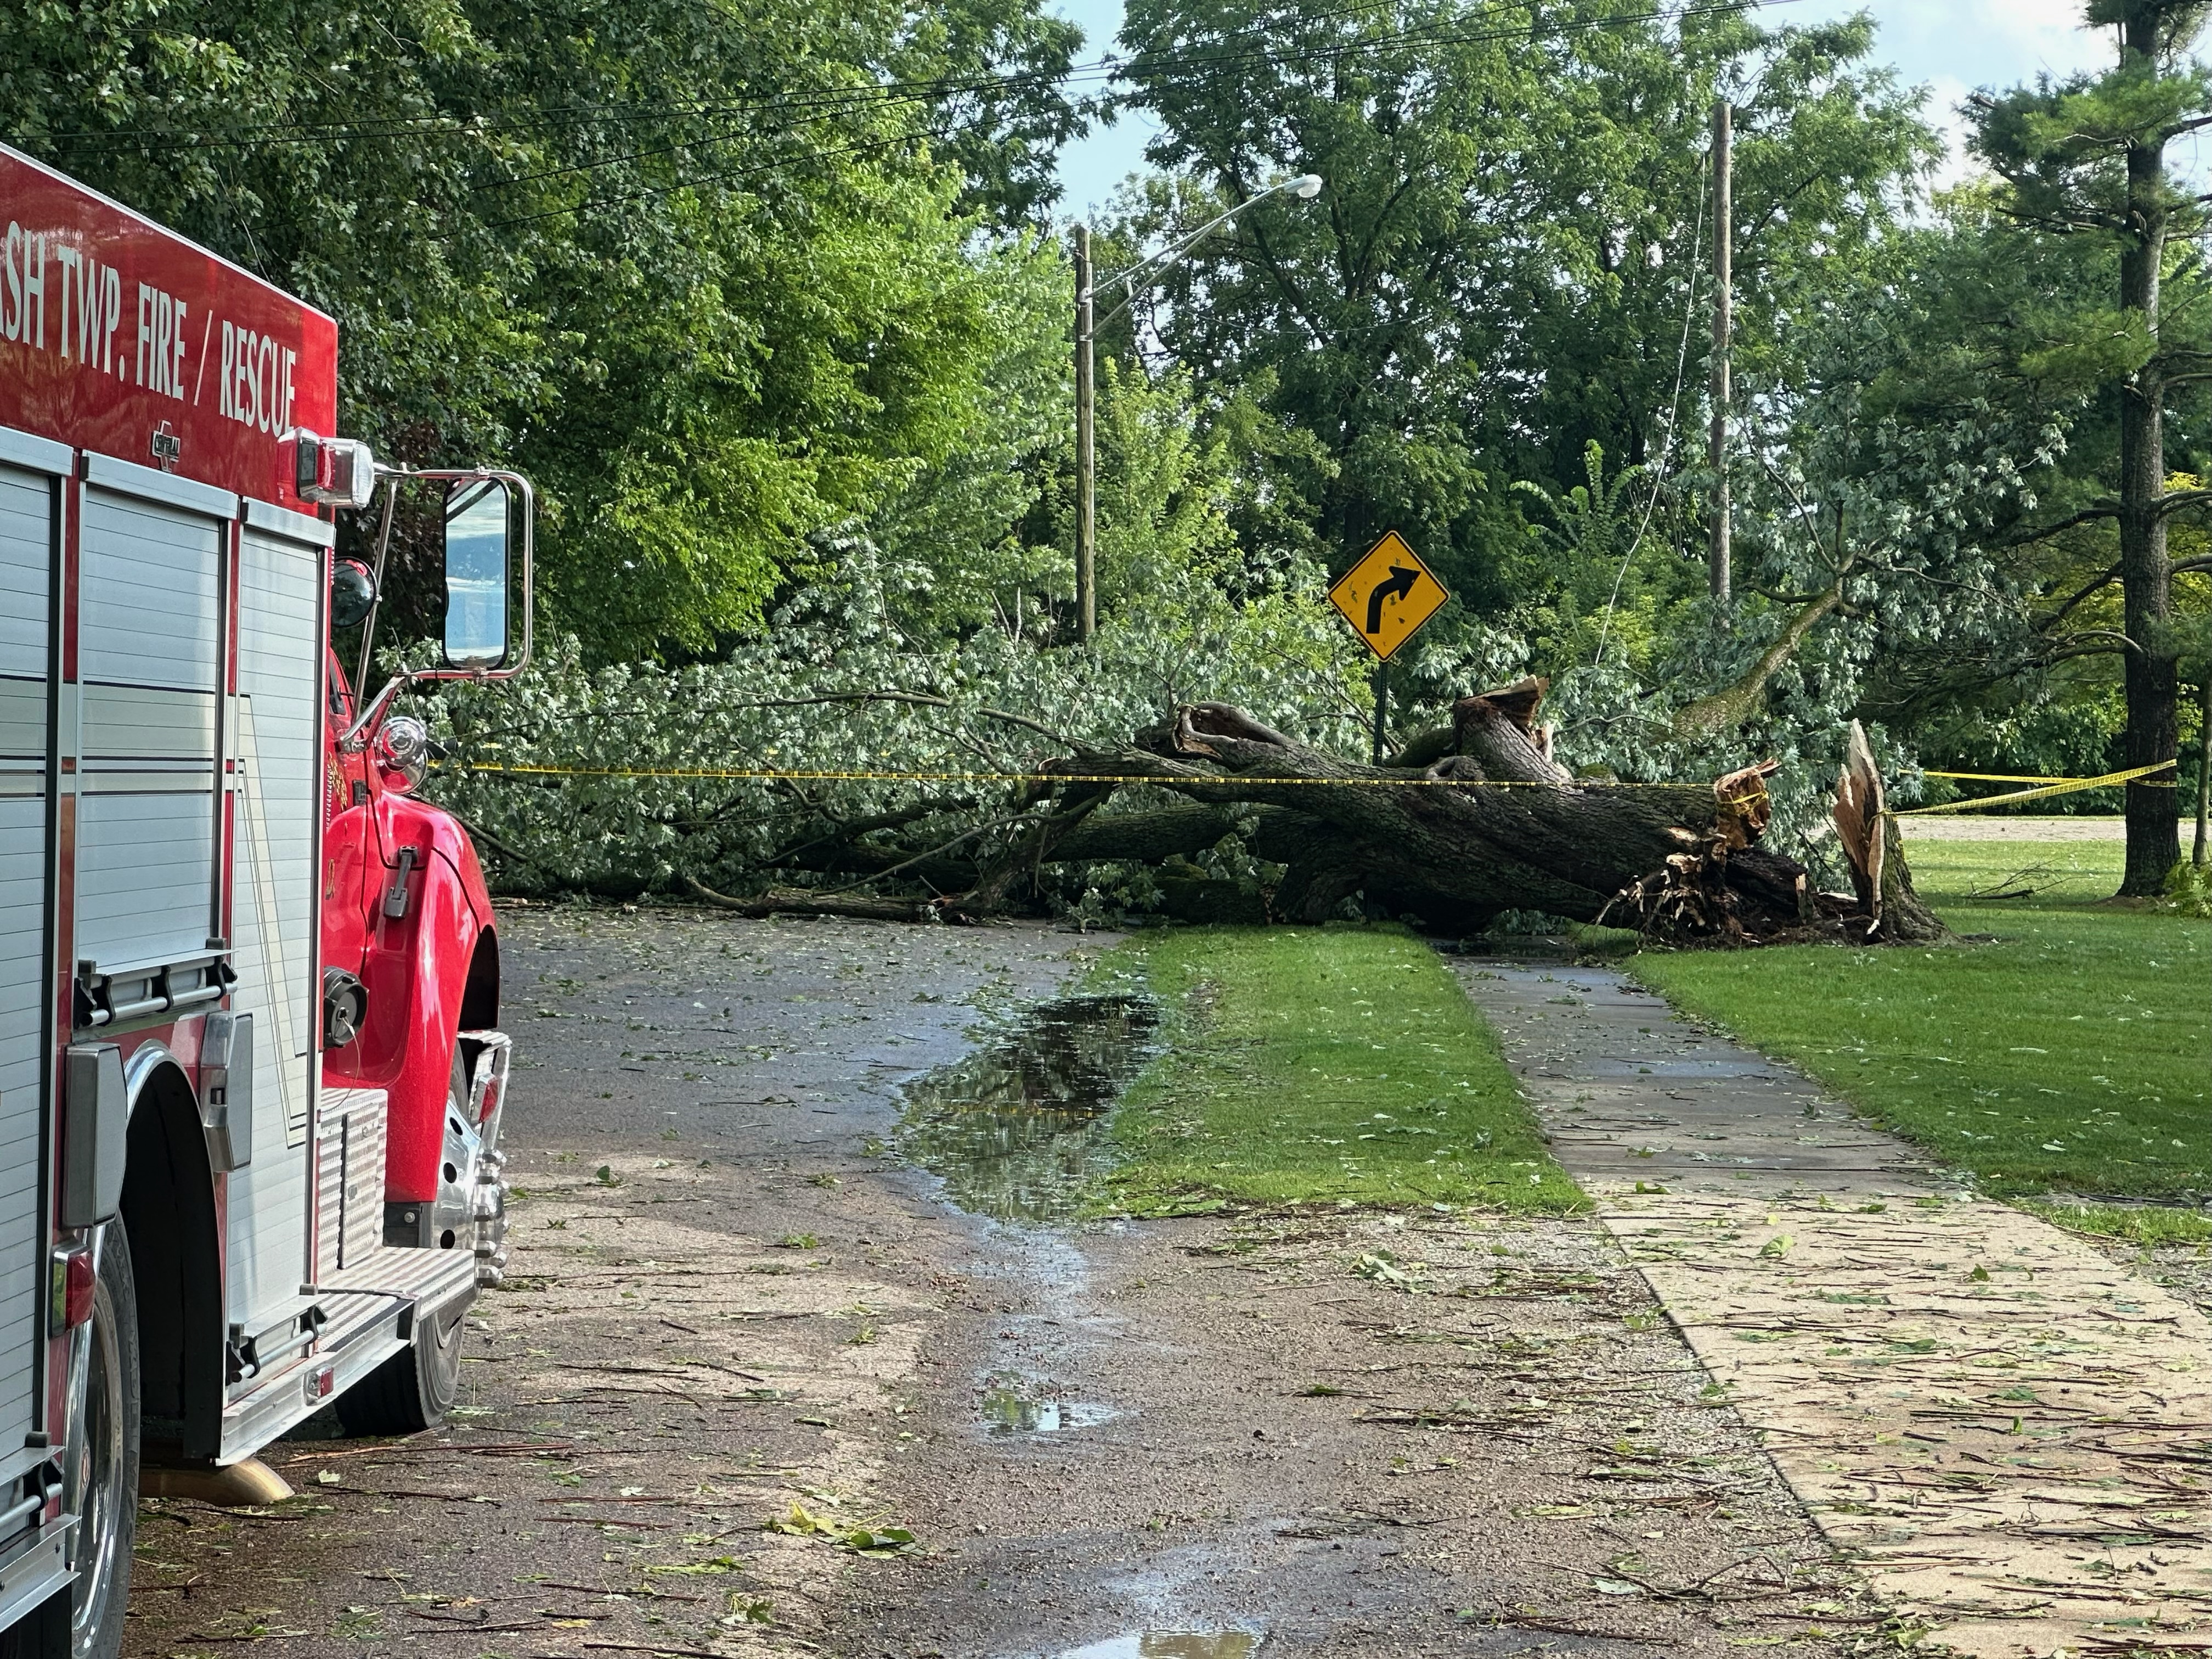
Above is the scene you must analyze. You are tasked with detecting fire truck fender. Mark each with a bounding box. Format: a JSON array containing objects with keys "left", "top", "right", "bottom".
[
  {"left": 117, "top": 1042, "right": 225, "bottom": 1460},
  {"left": 366, "top": 800, "right": 499, "bottom": 1206}
]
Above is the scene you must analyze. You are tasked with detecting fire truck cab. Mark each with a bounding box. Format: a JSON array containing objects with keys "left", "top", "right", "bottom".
[{"left": 0, "top": 144, "right": 524, "bottom": 1655}]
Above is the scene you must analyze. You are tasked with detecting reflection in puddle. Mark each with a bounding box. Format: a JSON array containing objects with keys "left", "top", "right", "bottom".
[
  {"left": 1056, "top": 1634, "right": 1261, "bottom": 1659},
  {"left": 896, "top": 995, "right": 1160, "bottom": 1223},
  {"left": 980, "top": 1371, "right": 1114, "bottom": 1435}
]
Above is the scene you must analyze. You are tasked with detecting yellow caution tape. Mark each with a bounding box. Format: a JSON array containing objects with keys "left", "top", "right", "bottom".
[
  {"left": 1894, "top": 759, "right": 2178, "bottom": 816},
  {"left": 1921, "top": 769, "right": 2080, "bottom": 784},
  {"left": 443, "top": 761, "right": 1693, "bottom": 789},
  {"left": 437, "top": 758, "right": 2172, "bottom": 807}
]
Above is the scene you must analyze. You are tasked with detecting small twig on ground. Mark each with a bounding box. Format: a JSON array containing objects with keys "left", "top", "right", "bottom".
[
  {"left": 579, "top": 1641, "right": 821, "bottom": 1658},
  {"left": 278, "top": 1441, "right": 573, "bottom": 1464},
  {"left": 1501, "top": 1615, "right": 1679, "bottom": 1644},
  {"left": 163, "top": 1503, "right": 308, "bottom": 1522}
]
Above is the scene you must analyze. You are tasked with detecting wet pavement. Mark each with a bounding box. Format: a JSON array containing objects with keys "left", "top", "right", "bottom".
[
  {"left": 840, "top": 960, "right": 1862, "bottom": 1659},
  {"left": 123, "top": 909, "right": 1862, "bottom": 1659},
  {"left": 839, "top": 1201, "right": 1859, "bottom": 1659},
  {"left": 895, "top": 993, "right": 1162, "bottom": 1224},
  {"left": 124, "top": 906, "right": 1109, "bottom": 1659},
  {"left": 1056, "top": 1635, "right": 1260, "bottom": 1658}
]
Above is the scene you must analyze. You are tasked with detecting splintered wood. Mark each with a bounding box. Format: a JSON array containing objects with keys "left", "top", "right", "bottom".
[
  {"left": 1453, "top": 958, "right": 2212, "bottom": 1659},
  {"left": 1607, "top": 1192, "right": 2212, "bottom": 1658}
]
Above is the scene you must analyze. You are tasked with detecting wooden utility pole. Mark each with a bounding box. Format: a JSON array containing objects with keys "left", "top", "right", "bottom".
[
  {"left": 1073, "top": 224, "right": 1097, "bottom": 642},
  {"left": 1708, "top": 99, "right": 1732, "bottom": 602}
]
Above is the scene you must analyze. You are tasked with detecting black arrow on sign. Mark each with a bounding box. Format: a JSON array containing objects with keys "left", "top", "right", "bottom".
[{"left": 1365, "top": 565, "right": 1420, "bottom": 634}]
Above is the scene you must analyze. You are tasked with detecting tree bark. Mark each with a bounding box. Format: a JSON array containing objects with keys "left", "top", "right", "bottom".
[
  {"left": 2118, "top": 4, "right": 2183, "bottom": 895},
  {"left": 1829, "top": 721, "right": 1945, "bottom": 943},
  {"left": 2195, "top": 674, "right": 2210, "bottom": 867},
  {"left": 1671, "top": 586, "right": 1841, "bottom": 738},
  {"left": 689, "top": 678, "right": 1944, "bottom": 947},
  {"left": 976, "top": 680, "right": 1942, "bottom": 945}
]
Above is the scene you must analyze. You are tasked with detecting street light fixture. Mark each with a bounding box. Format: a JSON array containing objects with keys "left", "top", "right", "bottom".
[{"left": 1070, "top": 173, "right": 1323, "bottom": 642}]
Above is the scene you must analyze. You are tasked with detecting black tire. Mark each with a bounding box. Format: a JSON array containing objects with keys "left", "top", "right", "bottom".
[
  {"left": 331, "top": 1291, "right": 464, "bottom": 1437},
  {"left": 335, "top": 1051, "right": 469, "bottom": 1437},
  {"left": 1, "top": 1232, "right": 140, "bottom": 1659}
]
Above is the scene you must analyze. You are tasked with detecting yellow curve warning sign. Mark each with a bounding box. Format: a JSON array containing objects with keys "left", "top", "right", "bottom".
[{"left": 1327, "top": 531, "right": 1448, "bottom": 661}]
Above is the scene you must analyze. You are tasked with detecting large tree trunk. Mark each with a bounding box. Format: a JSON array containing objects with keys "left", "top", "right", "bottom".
[
  {"left": 1828, "top": 721, "right": 1945, "bottom": 943},
  {"left": 2118, "top": 4, "right": 2183, "bottom": 895},
  {"left": 970, "top": 678, "right": 1938, "bottom": 946}
]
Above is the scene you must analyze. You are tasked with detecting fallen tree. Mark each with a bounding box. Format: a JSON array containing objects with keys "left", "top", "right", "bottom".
[
  {"left": 928, "top": 680, "right": 1945, "bottom": 945},
  {"left": 441, "top": 653, "right": 1942, "bottom": 944}
]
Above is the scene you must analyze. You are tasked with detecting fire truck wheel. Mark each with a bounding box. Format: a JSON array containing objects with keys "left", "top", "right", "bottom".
[
  {"left": 333, "top": 1293, "right": 464, "bottom": 1437},
  {"left": 334, "top": 1053, "right": 469, "bottom": 1436},
  {"left": 70, "top": 1231, "right": 139, "bottom": 1659},
  {"left": 1, "top": 1232, "right": 138, "bottom": 1659}
]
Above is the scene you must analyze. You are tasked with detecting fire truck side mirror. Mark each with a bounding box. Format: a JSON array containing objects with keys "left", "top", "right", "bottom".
[
  {"left": 442, "top": 478, "right": 512, "bottom": 671},
  {"left": 60, "top": 1045, "right": 127, "bottom": 1229}
]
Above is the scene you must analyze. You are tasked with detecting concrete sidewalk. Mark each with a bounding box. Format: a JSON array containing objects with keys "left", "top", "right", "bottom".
[{"left": 1455, "top": 957, "right": 2212, "bottom": 1659}]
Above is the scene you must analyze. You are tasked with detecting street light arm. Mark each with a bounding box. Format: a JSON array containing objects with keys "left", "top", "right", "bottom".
[
  {"left": 1098, "top": 199, "right": 1260, "bottom": 304},
  {"left": 1090, "top": 174, "right": 1320, "bottom": 331}
]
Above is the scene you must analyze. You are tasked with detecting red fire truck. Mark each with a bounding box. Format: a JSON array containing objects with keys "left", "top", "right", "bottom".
[{"left": 0, "top": 144, "right": 525, "bottom": 1655}]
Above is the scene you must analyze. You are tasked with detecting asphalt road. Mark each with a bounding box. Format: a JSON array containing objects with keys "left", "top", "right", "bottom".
[{"left": 123, "top": 906, "right": 1866, "bottom": 1659}]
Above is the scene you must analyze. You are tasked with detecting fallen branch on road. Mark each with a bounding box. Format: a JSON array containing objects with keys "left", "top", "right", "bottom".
[{"left": 684, "top": 876, "right": 947, "bottom": 923}]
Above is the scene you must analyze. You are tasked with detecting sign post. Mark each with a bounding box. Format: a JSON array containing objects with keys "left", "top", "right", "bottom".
[{"left": 1327, "top": 531, "right": 1449, "bottom": 761}]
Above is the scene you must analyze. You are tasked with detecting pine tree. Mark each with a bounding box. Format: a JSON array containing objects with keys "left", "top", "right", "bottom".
[{"left": 1970, "top": 0, "right": 2212, "bottom": 893}]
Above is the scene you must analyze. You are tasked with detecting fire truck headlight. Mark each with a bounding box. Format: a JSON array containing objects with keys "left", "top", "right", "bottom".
[{"left": 375, "top": 715, "right": 431, "bottom": 793}]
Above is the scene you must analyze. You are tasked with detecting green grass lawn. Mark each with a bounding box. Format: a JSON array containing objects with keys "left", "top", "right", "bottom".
[
  {"left": 1092, "top": 925, "right": 1583, "bottom": 1215},
  {"left": 1632, "top": 834, "right": 2210, "bottom": 1201}
]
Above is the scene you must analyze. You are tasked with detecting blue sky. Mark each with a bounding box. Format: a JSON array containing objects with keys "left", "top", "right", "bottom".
[{"left": 1048, "top": 0, "right": 2123, "bottom": 219}]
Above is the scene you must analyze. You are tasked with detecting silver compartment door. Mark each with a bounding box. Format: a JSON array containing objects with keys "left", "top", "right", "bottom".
[
  {"left": 222, "top": 508, "right": 326, "bottom": 1330},
  {"left": 75, "top": 482, "right": 224, "bottom": 977},
  {"left": 0, "top": 438, "right": 63, "bottom": 1472}
]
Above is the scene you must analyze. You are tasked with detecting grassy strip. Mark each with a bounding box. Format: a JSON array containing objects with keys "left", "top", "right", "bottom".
[
  {"left": 1091, "top": 924, "right": 1583, "bottom": 1215},
  {"left": 2020, "top": 1201, "right": 2212, "bottom": 1249},
  {"left": 1632, "top": 836, "right": 2209, "bottom": 1201}
]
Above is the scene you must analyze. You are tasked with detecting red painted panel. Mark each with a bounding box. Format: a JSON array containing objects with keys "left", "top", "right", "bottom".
[
  {"left": 0, "top": 143, "right": 337, "bottom": 509},
  {"left": 325, "top": 791, "right": 493, "bottom": 1204}
]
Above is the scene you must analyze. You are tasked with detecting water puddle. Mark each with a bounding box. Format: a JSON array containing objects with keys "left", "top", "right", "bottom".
[
  {"left": 980, "top": 1370, "right": 1115, "bottom": 1435},
  {"left": 1054, "top": 1634, "right": 1261, "bottom": 1659},
  {"left": 895, "top": 994, "right": 1161, "bottom": 1223}
]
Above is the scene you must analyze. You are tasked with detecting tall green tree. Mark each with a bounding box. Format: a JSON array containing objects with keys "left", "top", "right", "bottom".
[
  {"left": 1, "top": 0, "right": 1087, "bottom": 659},
  {"left": 1109, "top": 0, "right": 1932, "bottom": 626},
  {"left": 1968, "top": 0, "right": 2212, "bottom": 893}
]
